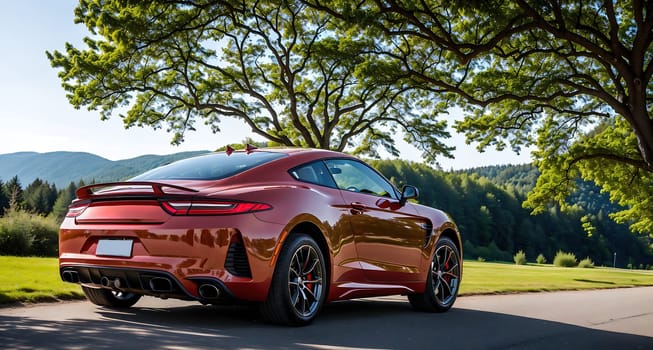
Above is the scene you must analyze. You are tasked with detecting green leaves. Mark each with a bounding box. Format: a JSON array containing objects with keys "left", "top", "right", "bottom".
[
  {"left": 344, "top": 0, "right": 653, "bottom": 234},
  {"left": 525, "top": 117, "right": 653, "bottom": 234},
  {"left": 49, "top": 0, "right": 451, "bottom": 161}
]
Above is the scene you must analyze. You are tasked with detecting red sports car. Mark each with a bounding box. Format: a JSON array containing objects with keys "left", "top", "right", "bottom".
[{"left": 59, "top": 147, "right": 462, "bottom": 325}]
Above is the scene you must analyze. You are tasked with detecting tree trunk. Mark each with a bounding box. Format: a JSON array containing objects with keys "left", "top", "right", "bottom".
[{"left": 628, "top": 97, "right": 653, "bottom": 172}]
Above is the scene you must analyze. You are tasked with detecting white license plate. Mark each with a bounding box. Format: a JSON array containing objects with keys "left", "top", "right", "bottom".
[{"left": 96, "top": 240, "right": 133, "bottom": 257}]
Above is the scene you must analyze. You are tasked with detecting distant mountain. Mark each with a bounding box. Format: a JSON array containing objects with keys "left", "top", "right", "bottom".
[{"left": 0, "top": 150, "right": 210, "bottom": 188}]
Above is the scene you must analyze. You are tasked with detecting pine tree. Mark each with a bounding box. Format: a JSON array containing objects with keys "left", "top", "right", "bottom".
[
  {"left": 51, "top": 182, "right": 77, "bottom": 220},
  {"left": 4, "top": 176, "right": 23, "bottom": 210},
  {"left": 0, "top": 179, "right": 9, "bottom": 216}
]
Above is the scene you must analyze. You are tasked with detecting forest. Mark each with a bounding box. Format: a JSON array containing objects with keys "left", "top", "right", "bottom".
[
  {"left": 1, "top": 160, "right": 652, "bottom": 268},
  {"left": 370, "top": 160, "right": 653, "bottom": 269}
]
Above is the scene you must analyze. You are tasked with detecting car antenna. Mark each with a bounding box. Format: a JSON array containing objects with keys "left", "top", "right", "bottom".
[
  {"left": 246, "top": 143, "right": 258, "bottom": 154},
  {"left": 225, "top": 145, "right": 235, "bottom": 156}
]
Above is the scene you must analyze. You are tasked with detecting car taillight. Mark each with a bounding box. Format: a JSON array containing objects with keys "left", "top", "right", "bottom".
[
  {"left": 65, "top": 201, "right": 90, "bottom": 217},
  {"left": 161, "top": 200, "right": 272, "bottom": 216}
]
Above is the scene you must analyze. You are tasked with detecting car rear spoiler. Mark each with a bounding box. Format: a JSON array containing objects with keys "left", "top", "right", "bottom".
[{"left": 75, "top": 181, "right": 199, "bottom": 200}]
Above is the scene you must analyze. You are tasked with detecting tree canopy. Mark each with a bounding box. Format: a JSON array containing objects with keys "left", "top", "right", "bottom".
[
  {"left": 309, "top": 0, "right": 653, "bottom": 234},
  {"left": 48, "top": 0, "right": 453, "bottom": 162}
]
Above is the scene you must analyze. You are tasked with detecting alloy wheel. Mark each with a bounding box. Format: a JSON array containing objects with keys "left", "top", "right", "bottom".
[
  {"left": 288, "top": 244, "right": 324, "bottom": 317},
  {"left": 431, "top": 243, "right": 461, "bottom": 307}
]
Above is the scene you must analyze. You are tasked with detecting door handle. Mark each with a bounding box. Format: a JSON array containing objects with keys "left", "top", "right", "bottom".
[
  {"left": 350, "top": 202, "right": 365, "bottom": 215},
  {"left": 351, "top": 202, "right": 365, "bottom": 210}
]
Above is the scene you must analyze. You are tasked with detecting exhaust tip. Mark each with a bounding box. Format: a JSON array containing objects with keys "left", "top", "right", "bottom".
[
  {"left": 149, "top": 277, "right": 174, "bottom": 292},
  {"left": 198, "top": 284, "right": 221, "bottom": 299},
  {"left": 61, "top": 270, "right": 80, "bottom": 283},
  {"left": 100, "top": 276, "right": 124, "bottom": 290},
  {"left": 100, "top": 276, "right": 112, "bottom": 288}
]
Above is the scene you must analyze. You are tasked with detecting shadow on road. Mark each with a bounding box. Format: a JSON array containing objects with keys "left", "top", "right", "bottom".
[{"left": 1, "top": 298, "right": 651, "bottom": 349}]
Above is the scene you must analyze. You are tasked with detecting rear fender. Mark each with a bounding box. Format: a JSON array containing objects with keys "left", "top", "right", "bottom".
[{"left": 267, "top": 214, "right": 334, "bottom": 270}]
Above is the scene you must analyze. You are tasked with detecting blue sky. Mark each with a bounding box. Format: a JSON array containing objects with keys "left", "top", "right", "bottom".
[{"left": 0, "top": 1, "right": 532, "bottom": 169}]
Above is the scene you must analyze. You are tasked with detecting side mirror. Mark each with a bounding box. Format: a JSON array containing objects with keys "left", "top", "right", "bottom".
[{"left": 400, "top": 185, "right": 419, "bottom": 205}]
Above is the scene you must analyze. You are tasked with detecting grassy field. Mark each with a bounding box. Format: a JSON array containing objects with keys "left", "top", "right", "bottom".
[
  {"left": 460, "top": 261, "right": 653, "bottom": 294},
  {"left": 2, "top": 257, "right": 653, "bottom": 305},
  {"left": 0, "top": 256, "right": 83, "bottom": 304}
]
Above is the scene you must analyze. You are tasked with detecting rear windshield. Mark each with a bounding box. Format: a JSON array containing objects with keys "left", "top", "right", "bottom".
[{"left": 131, "top": 152, "right": 287, "bottom": 181}]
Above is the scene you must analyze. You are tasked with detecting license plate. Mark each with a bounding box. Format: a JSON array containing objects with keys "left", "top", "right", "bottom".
[{"left": 96, "top": 239, "right": 133, "bottom": 257}]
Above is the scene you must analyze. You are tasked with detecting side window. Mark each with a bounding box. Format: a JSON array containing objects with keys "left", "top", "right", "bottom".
[
  {"left": 324, "top": 159, "right": 398, "bottom": 199},
  {"left": 289, "top": 161, "right": 337, "bottom": 188}
]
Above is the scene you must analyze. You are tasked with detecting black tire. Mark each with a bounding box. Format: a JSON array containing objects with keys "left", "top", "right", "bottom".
[
  {"left": 408, "top": 236, "right": 461, "bottom": 312},
  {"left": 81, "top": 286, "right": 141, "bottom": 308},
  {"left": 260, "top": 233, "right": 327, "bottom": 326}
]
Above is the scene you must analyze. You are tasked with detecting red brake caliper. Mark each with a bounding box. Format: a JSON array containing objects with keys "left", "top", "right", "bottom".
[{"left": 306, "top": 273, "right": 313, "bottom": 292}]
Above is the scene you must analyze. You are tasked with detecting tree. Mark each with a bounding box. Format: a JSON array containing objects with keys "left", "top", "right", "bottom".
[
  {"left": 310, "top": 0, "right": 653, "bottom": 234},
  {"left": 4, "top": 176, "right": 23, "bottom": 210},
  {"left": 24, "top": 179, "right": 58, "bottom": 215},
  {"left": 48, "top": 0, "right": 453, "bottom": 162},
  {"left": 51, "top": 182, "right": 77, "bottom": 220},
  {"left": 0, "top": 179, "right": 9, "bottom": 216}
]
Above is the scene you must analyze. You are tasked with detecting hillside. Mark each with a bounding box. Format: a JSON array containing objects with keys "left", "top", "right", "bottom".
[
  {"left": 0, "top": 150, "right": 209, "bottom": 187},
  {"left": 458, "top": 164, "right": 539, "bottom": 194},
  {"left": 460, "top": 163, "right": 626, "bottom": 221},
  {"left": 375, "top": 160, "right": 653, "bottom": 268}
]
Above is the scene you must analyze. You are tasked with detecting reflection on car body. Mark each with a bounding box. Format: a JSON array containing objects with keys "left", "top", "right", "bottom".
[{"left": 59, "top": 147, "right": 462, "bottom": 325}]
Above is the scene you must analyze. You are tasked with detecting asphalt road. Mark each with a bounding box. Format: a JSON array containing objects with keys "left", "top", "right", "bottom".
[{"left": 1, "top": 287, "right": 652, "bottom": 349}]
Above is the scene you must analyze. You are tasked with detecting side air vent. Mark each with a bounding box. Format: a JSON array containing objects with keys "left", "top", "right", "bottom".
[
  {"left": 422, "top": 223, "right": 434, "bottom": 247},
  {"left": 225, "top": 239, "right": 252, "bottom": 278}
]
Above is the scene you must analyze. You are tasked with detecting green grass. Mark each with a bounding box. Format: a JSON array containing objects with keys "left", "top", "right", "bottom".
[
  {"left": 460, "top": 261, "right": 653, "bottom": 295},
  {"left": 2, "top": 257, "right": 653, "bottom": 305},
  {"left": 0, "top": 256, "right": 83, "bottom": 304}
]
